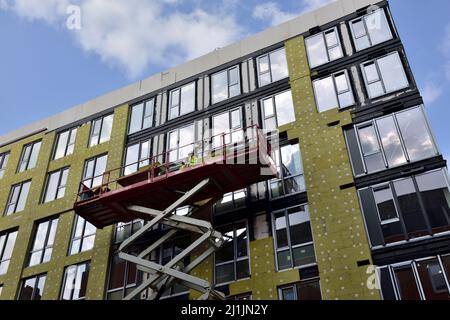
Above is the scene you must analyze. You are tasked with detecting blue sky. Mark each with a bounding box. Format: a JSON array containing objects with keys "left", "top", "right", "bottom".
[{"left": 0, "top": 0, "right": 449, "bottom": 160}]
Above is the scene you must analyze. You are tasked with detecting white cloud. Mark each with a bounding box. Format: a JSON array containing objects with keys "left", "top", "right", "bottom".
[
  {"left": 1, "top": 0, "right": 242, "bottom": 78},
  {"left": 252, "top": 2, "right": 297, "bottom": 26},
  {"left": 422, "top": 81, "right": 443, "bottom": 105},
  {"left": 300, "top": 0, "right": 336, "bottom": 14}
]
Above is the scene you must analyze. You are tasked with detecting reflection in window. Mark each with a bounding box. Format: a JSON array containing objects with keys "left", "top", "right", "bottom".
[
  {"left": 262, "top": 90, "right": 295, "bottom": 131},
  {"left": 0, "top": 152, "right": 9, "bottom": 179},
  {"left": 169, "top": 82, "right": 196, "bottom": 120},
  {"left": 351, "top": 106, "right": 437, "bottom": 175},
  {"left": 81, "top": 154, "right": 108, "bottom": 190},
  {"left": 257, "top": 47, "right": 289, "bottom": 87},
  {"left": 270, "top": 143, "right": 305, "bottom": 198},
  {"left": 115, "top": 219, "right": 144, "bottom": 243},
  {"left": 279, "top": 279, "right": 322, "bottom": 300},
  {"left": 359, "top": 169, "right": 450, "bottom": 247},
  {"left": 18, "top": 274, "right": 46, "bottom": 300},
  {"left": 212, "top": 66, "right": 240, "bottom": 104},
  {"left": 106, "top": 254, "right": 141, "bottom": 300},
  {"left": 43, "top": 167, "right": 69, "bottom": 203},
  {"left": 129, "top": 98, "right": 155, "bottom": 134},
  {"left": 89, "top": 114, "right": 114, "bottom": 147},
  {"left": 313, "top": 70, "right": 354, "bottom": 112},
  {"left": 167, "top": 124, "right": 196, "bottom": 163},
  {"left": 272, "top": 205, "right": 315, "bottom": 271},
  {"left": 378, "top": 255, "right": 450, "bottom": 300},
  {"left": 54, "top": 128, "right": 78, "bottom": 160},
  {"left": 212, "top": 108, "right": 243, "bottom": 149},
  {"left": 361, "top": 52, "right": 409, "bottom": 99},
  {"left": 124, "top": 139, "right": 152, "bottom": 175},
  {"left": 215, "top": 221, "right": 250, "bottom": 286},
  {"left": 61, "top": 262, "right": 90, "bottom": 300},
  {"left": 5, "top": 180, "right": 31, "bottom": 216},
  {"left": 215, "top": 190, "right": 247, "bottom": 214},
  {"left": 0, "top": 229, "right": 18, "bottom": 275},
  {"left": 350, "top": 8, "right": 393, "bottom": 51},
  {"left": 69, "top": 216, "right": 96, "bottom": 255},
  {"left": 18, "top": 140, "right": 42, "bottom": 173},
  {"left": 305, "top": 27, "right": 343, "bottom": 68},
  {"left": 29, "top": 217, "right": 59, "bottom": 267}
]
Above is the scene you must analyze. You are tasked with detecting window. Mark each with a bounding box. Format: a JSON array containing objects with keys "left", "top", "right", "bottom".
[
  {"left": 167, "top": 124, "right": 196, "bottom": 163},
  {"left": 61, "top": 262, "right": 90, "bottom": 300},
  {"left": 0, "top": 152, "right": 10, "bottom": 179},
  {"left": 378, "top": 255, "right": 450, "bottom": 300},
  {"left": 43, "top": 167, "right": 69, "bottom": 203},
  {"left": 215, "top": 189, "right": 247, "bottom": 214},
  {"left": 270, "top": 143, "right": 305, "bottom": 198},
  {"left": 168, "top": 82, "right": 196, "bottom": 120},
  {"left": 54, "top": 128, "right": 77, "bottom": 160},
  {"left": 106, "top": 254, "right": 141, "bottom": 300},
  {"left": 29, "top": 217, "right": 59, "bottom": 266},
  {"left": 129, "top": 99, "right": 155, "bottom": 134},
  {"left": 211, "top": 108, "right": 244, "bottom": 149},
  {"left": 4, "top": 180, "right": 31, "bottom": 216},
  {"left": 350, "top": 8, "right": 393, "bottom": 52},
  {"left": 0, "top": 229, "right": 18, "bottom": 275},
  {"left": 361, "top": 52, "right": 409, "bottom": 99},
  {"left": 262, "top": 90, "right": 295, "bottom": 131},
  {"left": 359, "top": 169, "right": 450, "bottom": 247},
  {"left": 215, "top": 221, "right": 250, "bottom": 285},
  {"left": 272, "top": 205, "right": 316, "bottom": 271},
  {"left": 17, "top": 274, "right": 46, "bottom": 300},
  {"left": 69, "top": 216, "right": 96, "bottom": 255},
  {"left": 279, "top": 279, "right": 322, "bottom": 300},
  {"left": 305, "top": 27, "right": 343, "bottom": 68},
  {"left": 89, "top": 114, "right": 114, "bottom": 147},
  {"left": 347, "top": 106, "right": 438, "bottom": 176},
  {"left": 81, "top": 154, "right": 108, "bottom": 190},
  {"left": 313, "top": 70, "right": 355, "bottom": 112},
  {"left": 124, "top": 139, "right": 152, "bottom": 176},
  {"left": 115, "top": 220, "right": 144, "bottom": 243},
  {"left": 212, "top": 66, "right": 241, "bottom": 104},
  {"left": 257, "top": 47, "right": 289, "bottom": 87},
  {"left": 229, "top": 293, "right": 252, "bottom": 300},
  {"left": 17, "top": 140, "right": 41, "bottom": 173}
]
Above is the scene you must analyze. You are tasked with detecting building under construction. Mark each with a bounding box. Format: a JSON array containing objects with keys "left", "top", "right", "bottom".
[{"left": 0, "top": 0, "right": 449, "bottom": 301}]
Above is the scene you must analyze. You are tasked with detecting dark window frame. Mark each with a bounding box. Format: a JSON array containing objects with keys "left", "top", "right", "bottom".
[
  {"left": 42, "top": 167, "right": 70, "bottom": 203},
  {"left": 312, "top": 69, "right": 355, "bottom": 112},
  {"left": 278, "top": 278, "right": 322, "bottom": 300},
  {"left": 128, "top": 98, "right": 156, "bottom": 134},
  {"left": 168, "top": 81, "right": 197, "bottom": 121},
  {"left": 60, "top": 261, "right": 90, "bottom": 300},
  {"left": 305, "top": 26, "right": 344, "bottom": 69},
  {"left": 0, "top": 152, "right": 10, "bottom": 179},
  {"left": 0, "top": 229, "right": 18, "bottom": 275},
  {"left": 123, "top": 138, "right": 153, "bottom": 176},
  {"left": 17, "top": 140, "right": 42, "bottom": 173},
  {"left": 256, "top": 47, "right": 289, "bottom": 87},
  {"left": 28, "top": 216, "right": 59, "bottom": 267},
  {"left": 4, "top": 180, "right": 32, "bottom": 216},
  {"left": 17, "top": 273, "right": 47, "bottom": 300},
  {"left": 211, "top": 65, "right": 242, "bottom": 105},
  {"left": 69, "top": 215, "right": 96, "bottom": 256},
  {"left": 89, "top": 114, "right": 114, "bottom": 147},
  {"left": 260, "top": 89, "right": 296, "bottom": 132},
  {"left": 53, "top": 127, "right": 78, "bottom": 160},
  {"left": 81, "top": 153, "right": 108, "bottom": 190}
]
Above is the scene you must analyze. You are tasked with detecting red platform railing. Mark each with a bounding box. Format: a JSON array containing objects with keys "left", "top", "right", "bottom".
[{"left": 76, "top": 125, "right": 273, "bottom": 204}]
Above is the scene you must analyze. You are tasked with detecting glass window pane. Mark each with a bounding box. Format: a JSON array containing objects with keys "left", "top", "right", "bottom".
[
  {"left": 374, "top": 186, "right": 398, "bottom": 222},
  {"left": 129, "top": 103, "right": 144, "bottom": 134},
  {"left": 19, "top": 278, "right": 36, "bottom": 300},
  {"left": 44, "top": 171, "right": 60, "bottom": 203},
  {"left": 328, "top": 46, "right": 343, "bottom": 61},
  {"left": 100, "top": 115, "right": 114, "bottom": 144},
  {"left": 358, "top": 125, "right": 380, "bottom": 155},
  {"left": 216, "top": 229, "right": 234, "bottom": 264},
  {"left": 55, "top": 131, "right": 69, "bottom": 160},
  {"left": 180, "top": 83, "right": 195, "bottom": 116},
  {"left": 297, "top": 280, "right": 322, "bottom": 300},
  {"left": 352, "top": 19, "right": 367, "bottom": 38},
  {"left": 35, "top": 275, "right": 46, "bottom": 300},
  {"left": 124, "top": 144, "right": 139, "bottom": 175},
  {"left": 236, "top": 260, "right": 250, "bottom": 280},
  {"left": 314, "top": 76, "right": 338, "bottom": 113},
  {"left": 365, "top": 9, "right": 393, "bottom": 46},
  {"left": 281, "top": 144, "right": 302, "bottom": 177},
  {"left": 28, "top": 142, "right": 41, "bottom": 170},
  {"left": 376, "top": 117, "right": 407, "bottom": 167},
  {"left": 364, "top": 63, "right": 380, "bottom": 83},
  {"left": 171, "top": 90, "right": 180, "bottom": 108},
  {"left": 62, "top": 266, "right": 76, "bottom": 300},
  {"left": 325, "top": 30, "right": 338, "bottom": 47},
  {"left": 215, "top": 263, "right": 234, "bottom": 285},
  {"left": 2, "top": 231, "right": 17, "bottom": 261},
  {"left": 275, "top": 90, "right": 295, "bottom": 127},
  {"left": 378, "top": 53, "right": 409, "bottom": 95},
  {"left": 416, "top": 171, "right": 450, "bottom": 232},
  {"left": 270, "top": 48, "right": 289, "bottom": 82},
  {"left": 212, "top": 70, "right": 228, "bottom": 104},
  {"left": 306, "top": 33, "right": 328, "bottom": 68},
  {"left": 92, "top": 155, "right": 108, "bottom": 188},
  {"left": 334, "top": 72, "right": 349, "bottom": 93},
  {"left": 288, "top": 206, "right": 312, "bottom": 246},
  {"left": 284, "top": 176, "right": 305, "bottom": 195},
  {"left": 368, "top": 81, "right": 385, "bottom": 99},
  {"left": 338, "top": 91, "right": 354, "bottom": 108},
  {"left": 394, "top": 266, "right": 422, "bottom": 300},
  {"left": 274, "top": 212, "right": 288, "bottom": 248},
  {"left": 396, "top": 108, "right": 436, "bottom": 162},
  {"left": 280, "top": 287, "right": 295, "bottom": 300},
  {"left": 416, "top": 258, "right": 450, "bottom": 300},
  {"left": 394, "top": 178, "right": 428, "bottom": 237},
  {"left": 277, "top": 250, "right": 292, "bottom": 270},
  {"left": 16, "top": 181, "right": 31, "bottom": 212}
]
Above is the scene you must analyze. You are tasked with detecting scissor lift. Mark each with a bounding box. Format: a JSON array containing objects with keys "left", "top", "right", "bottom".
[{"left": 74, "top": 126, "right": 277, "bottom": 300}]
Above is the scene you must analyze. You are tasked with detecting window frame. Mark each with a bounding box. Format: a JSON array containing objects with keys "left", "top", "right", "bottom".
[
  {"left": 69, "top": 216, "right": 96, "bottom": 256},
  {"left": 114, "top": 219, "right": 145, "bottom": 243},
  {"left": 28, "top": 216, "right": 59, "bottom": 267},
  {"left": 60, "top": 261, "right": 90, "bottom": 300},
  {"left": 0, "top": 229, "right": 18, "bottom": 275},
  {"left": 166, "top": 122, "right": 197, "bottom": 164},
  {"left": 372, "top": 184, "right": 401, "bottom": 225},
  {"left": 123, "top": 138, "right": 153, "bottom": 176},
  {"left": 89, "top": 114, "right": 114, "bottom": 147},
  {"left": 305, "top": 27, "right": 344, "bottom": 69},
  {"left": 17, "top": 140, "right": 42, "bottom": 173},
  {"left": 261, "top": 89, "right": 296, "bottom": 131},
  {"left": 168, "top": 82, "right": 196, "bottom": 121},
  {"left": 17, "top": 273, "right": 47, "bottom": 300},
  {"left": 128, "top": 98, "right": 156, "bottom": 134},
  {"left": 214, "top": 220, "right": 251, "bottom": 286},
  {"left": 0, "top": 152, "right": 10, "bottom": 179},
  {"left": 42, "top": 167, "right": 70, "bottom": 203},
  {"left": 4, "top": 180, "right": 31, "bottom": 216},
  {"left": 278, "top": 278, "right": 322, "bottom": 300},
  {"left": 271, "top": 204, "right": 316, "bottom": 271},
  {"left": 106, "top": 253, "right": 140, "bottom": 300},
  {"left": 53, "top": 127, "right": 78, "bottom": 160},
  {"left": 81, "top": 154, "right": 108, "bottom": 190},
  {"left": 256, "top": 47, "right": 289, "bottom": 87},
  {"left": 349, "top": 7, "right": 394, "bottom": 52},
  {"left": 313, "top": 69, "right": 355, "bottom": 112},
  {"left": 211, "top": 66, "right": 241, "bottom": 104}
]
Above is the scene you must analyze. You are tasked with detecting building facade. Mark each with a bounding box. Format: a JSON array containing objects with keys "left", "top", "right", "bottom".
[{"left": 0, "top": 0, "right": 449, "bottom": 301}]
